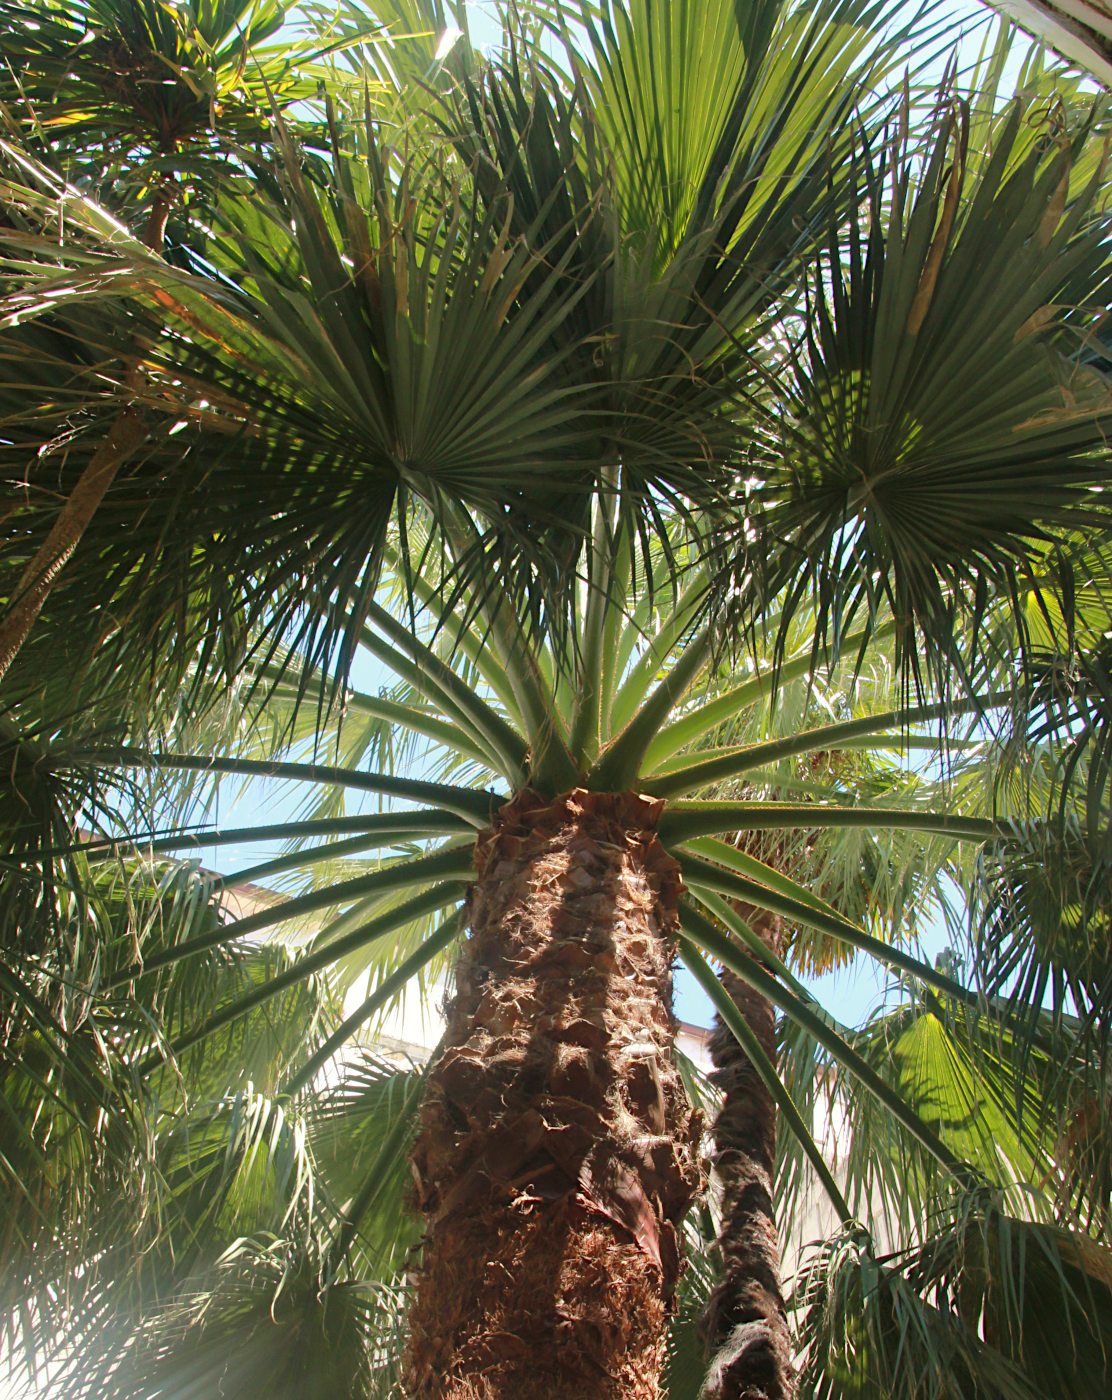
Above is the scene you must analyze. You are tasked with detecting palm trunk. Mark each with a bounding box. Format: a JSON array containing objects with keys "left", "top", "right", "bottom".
[
  {"left": 701, "top": 912, "right": 794, "bottom": 1400},
  {"left": 406, "top": 788, "right": 702, "bottom": 1400}
]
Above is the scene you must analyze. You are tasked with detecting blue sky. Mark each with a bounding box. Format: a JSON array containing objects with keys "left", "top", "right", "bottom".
[{"left": 173, "top": 634, "right": 971, "bottom": 1035}]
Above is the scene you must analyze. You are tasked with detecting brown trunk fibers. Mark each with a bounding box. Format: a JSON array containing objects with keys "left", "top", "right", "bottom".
[
  {"left": 406, "top": 789, "right": 703, "bottom": 1400},
  {"left": 700, "top": 911, "right": 795, "bottom": 1400}
]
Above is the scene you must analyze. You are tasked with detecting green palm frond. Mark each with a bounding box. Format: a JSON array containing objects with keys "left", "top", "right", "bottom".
[
  {"left": 722, "top": 87, "right": 1112, "bottom": 695},
  {"left": 305, "top": 1050, "right": 427, "bottom": 1270},
  {"left": 788, "top": 993, "right": 1058, "bottom": 1242},
  {"left": 0, "top": 0, "right": 379, "bottom": 240},
  {"left": 798, "top": 1204, "right": 1112, "bottom": 1399},
  {"left": 51, "top": 1234, "right": 396, "bottom": 1400},
  {"left": 970, "top": 816, "right": 1112, "bottom": 1023},
  {"left": 0, "top": 105, "right": 615, "bottom": 703}
]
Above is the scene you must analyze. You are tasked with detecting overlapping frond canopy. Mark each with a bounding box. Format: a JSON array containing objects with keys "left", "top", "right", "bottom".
[{"left": 6, "top": 0, "right": 1111, "bottom": 712}]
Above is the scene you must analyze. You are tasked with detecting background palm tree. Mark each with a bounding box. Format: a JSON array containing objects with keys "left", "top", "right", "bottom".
[
  {"left": 4, "top": 2, "right": 1112, "bottom": 1397},
  {"left": 0, "top": 0, "right": 376, "bottom": 682}
]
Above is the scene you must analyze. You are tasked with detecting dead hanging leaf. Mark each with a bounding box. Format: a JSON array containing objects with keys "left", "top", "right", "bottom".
[
  {"left": 1014, "top": 401, "right": 1110, "bottom": 430},
  {"left": 1039, "top": 151, "right": 1071, "bottom": 251},
  {"left": 1013, "top": 371, "right": 1112, "bottom": 431},
  {"left": 906, "top": 104, "right": 968, "bottom": 339},
  {"left": 1053, "top": 1227, "right": 1112, "bottom": 1292},
  {"left": 1014, "top": 304, "right": 1063, "bottom": 342},
  {"left": 579, "top": 1154, "right": 664, "bottom": 1273}
]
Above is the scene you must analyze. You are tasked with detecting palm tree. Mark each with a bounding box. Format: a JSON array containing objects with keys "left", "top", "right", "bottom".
[
  {"left": 0, "top": 0, "right": 376, "bottom": 683},
  {"left": 5, "top": 2, "right": 1112, "bottom": 1397},
  {"left": 31, "top": 517, "right": 1102, "bottom": 1400}
]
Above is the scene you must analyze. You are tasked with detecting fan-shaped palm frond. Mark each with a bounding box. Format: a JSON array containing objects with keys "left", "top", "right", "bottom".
[
  {"left": 721, "top": 86, "right": 1112, "bottom": 697},
  {"left": 797, "top": 1203, "right": 1112, "bottom": 1399}
]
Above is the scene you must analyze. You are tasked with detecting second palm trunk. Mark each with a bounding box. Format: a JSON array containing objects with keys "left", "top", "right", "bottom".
[
  {"left": 406, "top": 788, "right": 702, "bottom": 1400},
  {"left": 701, "top": 914, "right": 794, "bottom": 1400}
]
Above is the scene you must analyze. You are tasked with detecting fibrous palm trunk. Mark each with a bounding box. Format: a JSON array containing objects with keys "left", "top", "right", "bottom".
[
  {"left": 701, "top": 912, "right": 794, "bottom": 1400},
  {"left": 407, "top": 788, "right": 702, "bottom": 1400}
]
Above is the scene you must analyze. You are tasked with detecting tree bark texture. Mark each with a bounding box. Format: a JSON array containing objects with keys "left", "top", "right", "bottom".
[
  {"left": 700, "top": 912, "right": 795, "bottom": 1400},
  {"left": 406, "top": 788, "right": 703, "bottom": 1400},
  {"left": 0, "top": 407, "right": 147, "bottom": 685}
]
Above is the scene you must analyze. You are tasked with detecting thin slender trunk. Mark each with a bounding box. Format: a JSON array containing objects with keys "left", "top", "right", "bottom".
[
  {"left": 406, "top": 788, "right": 702, "bottom": 1400},
  {"left": 143, "top": 190, "right": 173, "bottom": 251},
  {"left": 701, "top": 912, "right": 794, "bottom": 1400},
  {"left": 0, "top": 189, "right": 172, "bottom": 686},
  {"left": 0, "top": 408, "right": 148, "bottom": 684}
]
